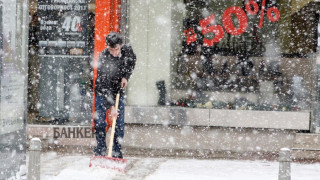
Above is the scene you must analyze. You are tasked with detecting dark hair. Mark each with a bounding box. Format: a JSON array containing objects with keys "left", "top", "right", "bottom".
[{"left": 105, "top": 32, "right": 123, "bottom": 48}]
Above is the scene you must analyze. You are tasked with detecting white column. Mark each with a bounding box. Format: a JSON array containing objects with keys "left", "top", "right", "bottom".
[{"left": 128, "top": 0, "right": 184, "bottom": 106}]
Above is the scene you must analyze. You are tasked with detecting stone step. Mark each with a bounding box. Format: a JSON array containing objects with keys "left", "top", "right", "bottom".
[
  {"left": 292, "top": 133, "right": 320, "bottom": 150},
  {"left": 291, "top": 149, "right": 320, "bottom": 161},
  {"left": 294, "top": 133, "right": 320, "bottom": 143},
  {"left": 291, "top": 133, "right": 320, "bottom": 161}
]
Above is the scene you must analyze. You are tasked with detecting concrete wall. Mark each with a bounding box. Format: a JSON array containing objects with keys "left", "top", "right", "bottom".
[
  {"left": 125, "top": 106, "right": 310, "bottom": 130},
  {"left": 28, "top": 105, "right": 309, "bottom": 153},
  {"left": 26, "top": 124, "right": 295, "bottom": 153},
  {"left": 124, "top": 125, "right": 296, "bottom": 153},
  {"left": 26, "top": 104, "right": 318, "bottom": 160},
  {"left": 26, "top": 123, "right": 320, "bottom": 160},
  {"left": 28, "top": 123, "right": 316, "bottom": 160}
]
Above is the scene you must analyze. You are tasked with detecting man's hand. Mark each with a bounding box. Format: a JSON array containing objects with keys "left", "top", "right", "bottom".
[
  {"left": 110, "top": 106, "right": 118, "bottom": 120},
  {"left": 121, "top": 78, "right": 128, "bottom": 88}
]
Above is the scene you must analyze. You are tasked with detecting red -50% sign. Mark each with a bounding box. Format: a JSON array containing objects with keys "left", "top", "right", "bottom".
[{"left": 185, "top": 0, "right": 280, "bottom": 46}]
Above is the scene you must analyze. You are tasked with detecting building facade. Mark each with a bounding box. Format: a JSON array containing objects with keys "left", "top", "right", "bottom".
[
  {"left": 25, "top": 0, "right": 320, "bottom": 131},
  {"left": 1, "top": 0, "right": 320, "bottom": 177},
  {"left": 0, "top": 0, "right": 28, "bottom": 178}
]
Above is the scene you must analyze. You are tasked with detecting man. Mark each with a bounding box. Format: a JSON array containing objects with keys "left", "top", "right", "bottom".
[{"left": 93, "top": 32, "right": 136, "bottom": 158}]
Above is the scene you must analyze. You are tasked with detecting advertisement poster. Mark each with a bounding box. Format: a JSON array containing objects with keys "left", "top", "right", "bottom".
[
  {"left": 37, "top": 0, "right": 88, "bottom": 56},
  {"left": 183, "top": 0, "right": 279, "bottom": 56}
]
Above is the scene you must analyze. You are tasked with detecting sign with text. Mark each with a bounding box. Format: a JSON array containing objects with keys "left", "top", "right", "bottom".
[
  {"left": 37, "top": 0, "right": 88, "bottom": 56},
  {"left": 184, "top": 0, "right": 280, "bottom": 56},
  {"left": 53, "top": 127, "right": 94, "bottom": 138}
]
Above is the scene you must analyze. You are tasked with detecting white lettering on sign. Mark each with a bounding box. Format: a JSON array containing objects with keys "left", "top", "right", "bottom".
[
  {"left": 38, "top": 4, "right": 73, "bottom": 11},
  {"left": 62, "top": 16, "right": 82, "bottom": 32},
  {"left": 52, "top": 0, "right": 86, "bottom": 4}
]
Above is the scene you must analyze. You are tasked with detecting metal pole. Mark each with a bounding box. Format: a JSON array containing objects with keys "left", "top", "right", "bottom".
[
  {"left": 279, "top": 148, "right": 291, "bottom": 180},
  {"left": 28, "top": 138, "right": 41, "bottom": 180}
]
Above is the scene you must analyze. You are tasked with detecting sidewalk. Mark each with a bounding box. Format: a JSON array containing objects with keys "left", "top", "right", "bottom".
[{"left": 38, "top": 151, "right": 320, "bottom": 180}]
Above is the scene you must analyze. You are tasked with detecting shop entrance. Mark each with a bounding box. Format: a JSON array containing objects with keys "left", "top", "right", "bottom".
[{"left": 28, "top": 0, "right": 94, "bottom": 124}]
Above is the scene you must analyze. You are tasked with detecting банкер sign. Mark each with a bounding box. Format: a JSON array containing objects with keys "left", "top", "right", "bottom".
[
  {"left": 53, "top": 127, "right": 94, "bottom": 138},
  {"left": 37, "top": 0, "right": 88, "bottom": 56}
]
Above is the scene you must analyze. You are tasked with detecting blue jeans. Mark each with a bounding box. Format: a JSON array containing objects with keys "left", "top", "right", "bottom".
[{"left": 94, "top": 95, "right": 125, "bottom": 158}]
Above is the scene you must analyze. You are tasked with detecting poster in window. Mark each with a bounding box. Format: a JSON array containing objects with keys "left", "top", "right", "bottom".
[{"left": 37, "top": 0, "right": 88, "bottom": 56}]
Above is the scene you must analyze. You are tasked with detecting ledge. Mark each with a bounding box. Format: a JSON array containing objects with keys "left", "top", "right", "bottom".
[{"left": 125, "top": 106, "right": 310, "bottom": 130}]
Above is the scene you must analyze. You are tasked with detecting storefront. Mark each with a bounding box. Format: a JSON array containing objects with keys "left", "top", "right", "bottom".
[
  {"left": 0, "top": 0, "right": 317, "bottom": 178},
  {"left": 126, "top": 0, "right": 318, "bottom": 130},
  {"left": 28, "top": 0, "right": 93, "bottom": 125},
  {"left": 27, "top": 0, "right": 320, "bottom": 131}
]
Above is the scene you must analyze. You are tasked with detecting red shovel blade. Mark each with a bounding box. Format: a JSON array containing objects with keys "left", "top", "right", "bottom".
[{"left": 89, "top": 156, "right": 127, "bottom": 172}]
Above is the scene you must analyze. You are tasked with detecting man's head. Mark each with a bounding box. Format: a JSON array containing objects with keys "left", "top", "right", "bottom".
[
  {"left": 105, "top": 32, "right": 123, "bottom": 48},
  {"left": 106, "top": 32, "right": 123, "bottom": 57}
]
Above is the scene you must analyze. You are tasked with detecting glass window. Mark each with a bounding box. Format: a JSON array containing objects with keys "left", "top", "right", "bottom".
[
  {"left": 28, "top": 0, "right": 93, "bottom": 125},
  {"left": 172, "top": 0, "right": 318, "bottom": 112}
]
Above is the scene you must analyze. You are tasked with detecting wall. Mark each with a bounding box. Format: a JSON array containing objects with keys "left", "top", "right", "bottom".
[
  {"left": 127, "top": 0, "right": 183, "bottom": 106},
  {"left": 27, "top": 124, "right": 311, "bottom": 160},
  {"left": 0, "top": 0, "right": 28, "bottom": 178}
]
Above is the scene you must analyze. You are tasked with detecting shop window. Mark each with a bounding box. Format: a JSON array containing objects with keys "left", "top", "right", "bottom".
[
  {"left": 172, "top": 0, "right": 318, "bottom": 112},
  {"left": 27, "top": 0, "right": 95, "bottom": 124}
]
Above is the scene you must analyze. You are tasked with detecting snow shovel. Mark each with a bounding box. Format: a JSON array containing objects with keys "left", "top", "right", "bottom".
[{"left": 89, "top": 92, "right": 127, "bottom": 172}]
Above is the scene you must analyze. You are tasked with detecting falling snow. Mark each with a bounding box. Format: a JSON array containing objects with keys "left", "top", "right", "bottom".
[{"left": 1, "top": 0, "right": 320, "bottom": 179}]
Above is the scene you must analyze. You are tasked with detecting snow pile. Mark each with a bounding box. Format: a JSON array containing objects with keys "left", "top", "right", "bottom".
[
  {"left": 39, "top": 152, "right": 320, "bottom": 180},
  {"left": 41, "top": 157, "right": 119, "bottom": 180}
]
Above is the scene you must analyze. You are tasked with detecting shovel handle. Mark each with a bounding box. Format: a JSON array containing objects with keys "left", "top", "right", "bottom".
[{"left": 107, "top": 93, "right": 120, "bottom": 157}]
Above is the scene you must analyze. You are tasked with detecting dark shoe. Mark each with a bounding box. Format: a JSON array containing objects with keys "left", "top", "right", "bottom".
[
  {"left": 112, "top": 152, "right": 123, "bottom": 159},
  {"left": 94, "top": 147, "right": 106, "bottom": 156}
]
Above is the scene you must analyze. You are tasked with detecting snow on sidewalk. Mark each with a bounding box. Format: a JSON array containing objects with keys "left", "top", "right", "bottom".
[{"left": 40, "top": 151, "right": 320, "bottom": 180}]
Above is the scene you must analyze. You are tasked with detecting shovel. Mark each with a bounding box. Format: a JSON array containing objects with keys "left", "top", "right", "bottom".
[{"left": 89, "top": 92, "right": 127, "bottom": 172}]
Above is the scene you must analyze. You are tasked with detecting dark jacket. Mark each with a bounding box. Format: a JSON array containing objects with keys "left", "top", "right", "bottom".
[{"left": 94, "top": 44, "right": 136, "bottom": 108}]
